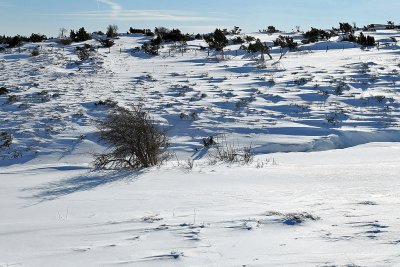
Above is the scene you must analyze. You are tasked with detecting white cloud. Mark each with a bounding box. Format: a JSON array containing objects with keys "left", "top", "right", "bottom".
[
  {"left": 63, "top": 9, "right": 221, "bottom": 22},
  {"left": 97, "top": 0, "right": 122, "bottom": 17},
  {"left": 58, "top": 0, "right": 222, "bottom": 22}
]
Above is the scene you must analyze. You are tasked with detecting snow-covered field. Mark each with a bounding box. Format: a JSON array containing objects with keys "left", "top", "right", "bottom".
[{"left": 1, "top": 29, "right": 400, "bottom": 266}]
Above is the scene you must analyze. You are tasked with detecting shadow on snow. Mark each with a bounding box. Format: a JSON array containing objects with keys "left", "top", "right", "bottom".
[{"left": 22, "top": 169, "right": 143, "bottom": 203}]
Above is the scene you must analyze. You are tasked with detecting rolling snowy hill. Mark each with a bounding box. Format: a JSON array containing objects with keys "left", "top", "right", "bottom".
[{"left": 1, "top": 29, "right": 400, "bottom": 266}]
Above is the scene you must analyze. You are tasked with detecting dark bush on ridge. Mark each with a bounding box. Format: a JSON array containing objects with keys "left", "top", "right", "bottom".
[
  {"left": 129, "top": 27, "right": 154, "bottom": 36},
  {"left": 2, "top": 34, "right": 45, "bottom": 47},
  {"left": 339, "top": 22, "right": 354, "bottom": 33},
  {"left": 58, "top": 38, "right": 73, "bottom": 45},
  {"left": 342, "top": 32, "right": 375, "bottom": 46},
  {"left": 29, "top": 33, "right": 47, "bottom": 43},
  {"left": 302, "top": 28, "right": 332, "bottom": 44},
  {"left": 230, "top": 26, "right": 242, "bottom": 35},
  {"left": 154, "top": 27, "right": 191, "bottom": 43},
  {"left": 363, "top": 24, "right": 377, "bottom": 32},
  {"left": 93, "top": 31, "right": 105, "bottom": 35},
  {"left": 357, "top": 32, "right": 375, "bottom": 46},
  {"left": 259, "top": 26, "right": 279, "bottom": 34},
  {"left": 5, "top": 35, "right": 22, "bottom": 47},
  {"left": 245, "top": 35, "right": 256, "bottom": 43},
  {"left": 386, "top": 21, "right": 395, "bottom": 30},
  {"left": 267, "top": 26, "right": 278, "bottom": 33},
  {"left": 243, "top": 38, "right": 272, "bottom": 59},
  {"left": 232, "top": 36, "right": 245, "bottom": 44},
  {"left": 70, "top": 27, "right": 91, "bottom": 42},
  {"left": 342, "top": 34, "right": 357, "bottom": 43},
  {"left": 204, "top": 29, "right": 228, "bottom": 51},
  {"left": 274, "top": 35, "right": 298, "bottom": 50}
]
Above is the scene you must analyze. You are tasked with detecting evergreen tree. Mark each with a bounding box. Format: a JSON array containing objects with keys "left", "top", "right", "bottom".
[
  {"left": 204, "top": 29, "right": 228, "bottom": 51},
  {"left": 76, "top": 27, "right": 91, "bottom": 42},
  {"left": 29, "top": 33, "right": 47, "bottom": 42},
  {"left": 69, "top": 30, "right": 76, "bottom": 41},
  {"left": 247, "top": 39, "right": 272, "bottom": 60},
  {"left": 358, "top": 32, "right": 367, "bottom": 45},
  {"left": 366, "top": 35, "right": 375, "bottom": 46},
  {"left": 7, "top": 36, "right": 22, "bottom": 47},
  {"left": 70, "top": 27, "right": 91, "bottom": 42},
  {"left": 339, "top": 22, "right": 353, "bottom": 33}
]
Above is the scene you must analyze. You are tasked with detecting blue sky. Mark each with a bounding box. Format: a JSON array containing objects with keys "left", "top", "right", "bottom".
[{"left": 0, "top": 0, "right": 399, "bottom": 36}]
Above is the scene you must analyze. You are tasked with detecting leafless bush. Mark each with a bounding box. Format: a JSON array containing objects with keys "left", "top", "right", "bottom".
[
  {"left": 31, "top": 48, "right": 39, "bottom": 56},
  {"left": 0, "top": 131, "right": 13, "bottom": 148},
  {"left": 106, "top": 24, "right": 119, "bottom": 38},
  {"left": 255, "top": 158, "right": 277, "bottom": 168},
  {"left": 184, "top": 158, "right": 195, "bottom": 170},
  {"left": 94, "top": 105, "right": 170, "bottom": 169},
  {"left": 76, "top": 47, "right": 90, "bottom": 61},
  {"left": 208, "top": 135, "right": 253, "bottom": 164}
]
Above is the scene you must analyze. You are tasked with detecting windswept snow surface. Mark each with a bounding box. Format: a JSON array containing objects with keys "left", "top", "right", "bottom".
[
  {"left": 1, "top": 29, "right": 400, "bottom": 266},
  {"left": 1, "top": 143, "right": 400, "bottom": 266}
]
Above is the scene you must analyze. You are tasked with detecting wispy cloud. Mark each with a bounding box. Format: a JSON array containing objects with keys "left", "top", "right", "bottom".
[
  {"left": 97, "top": 0, "right": 122, "bottom": 17},
  {"left": 63, "top": 10, "right": 221, "bottom": 22},
  {"left": 58, "top": 0, "right": 222, "bottom": 22}
]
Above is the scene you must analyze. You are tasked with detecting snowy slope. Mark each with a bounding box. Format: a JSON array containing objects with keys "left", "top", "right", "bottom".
[
  {"left": 1, "top": 143, "right": 400, "bottom": 266},
  {"left": 1, "top": 29, "right": 400, "bottom": 266},
  {"left": 1, "top": 30, "right": 400, "bottom": 162}
]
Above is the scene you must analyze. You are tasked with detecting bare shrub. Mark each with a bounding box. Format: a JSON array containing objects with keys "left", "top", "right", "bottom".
[
  {"left": 76, "top": 47, "right": 90, "bottom": 61},
  {"left": 202, "top": 136, "right": 215, "bottom": 147},
  {"left": 59, "top": 27, "right": 67, "bottom": 39},
  {"left": 178, "top": 158, "right": 195, "bottom": 172},
  {"left": 264, "top": 211, "right": 319, "bottom": 225},
  {"left": 31, "top": 48, "right": 39, "bottom": 56},
  {"left": 94, "top": 105, "right": 170, "bottom": 169},
  {"left": 0, "top": 131, "right": 13, "bottom": 148},
  {"left": 184, "top": 159, "right": 194, "bottom": 170},
  {"left": 208, "top": 135, "right": 253, "bottom": 164},
  {"left": 106, "top": 24, "right": 119, "bottom": 38},
  {"left": 6, "top": 94, "right": 19, "bottom": 104}
]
